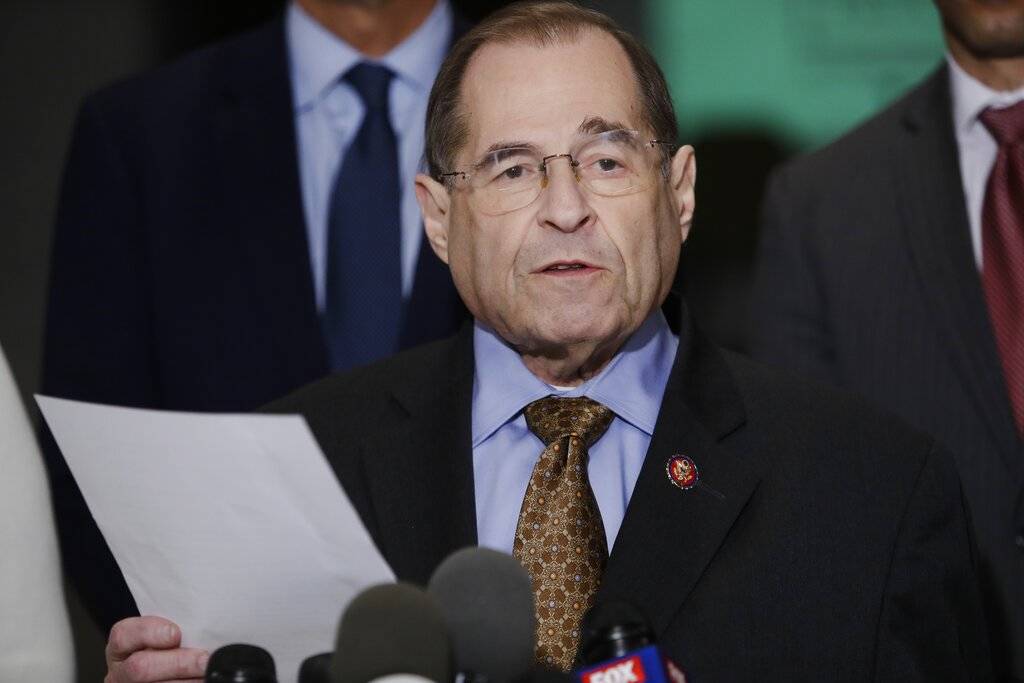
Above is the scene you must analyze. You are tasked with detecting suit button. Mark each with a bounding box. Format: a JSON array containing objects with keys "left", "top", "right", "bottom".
[{"left": 1015, "top": 535, "right": 1024, "bottom": 550}]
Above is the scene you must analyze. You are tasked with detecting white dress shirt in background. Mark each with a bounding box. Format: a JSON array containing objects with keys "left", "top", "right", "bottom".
[{"left": 287, "top": 0, "right": 452, "bottom": 309}]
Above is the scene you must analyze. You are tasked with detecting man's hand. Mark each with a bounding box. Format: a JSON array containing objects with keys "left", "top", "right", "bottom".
[{"left": 104, "top": 616, "right": 208, "bottom": 683}]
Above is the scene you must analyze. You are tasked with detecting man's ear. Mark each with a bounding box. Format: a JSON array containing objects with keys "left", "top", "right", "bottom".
[
  {"left": 669, "top": 145, "right": 696, "bottom": 242},
  {"left": 415, "top": 173, "right": 452, "bottom": 264}
]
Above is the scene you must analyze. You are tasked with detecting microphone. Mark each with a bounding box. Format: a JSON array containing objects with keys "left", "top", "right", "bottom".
[
  {"left": 205, "top": 643, "right": 277, "bottom": 683},
  {"left": 574, "top": 602, "right": 686, "bottom": 683},
  {"left": 299, "top": 653, "right": 332, "bottom": 683},
  {"left": 427, "top": 547, "right": 536, "bottom": 683},
  {"left": 510, "top": 668, "right": 576, "bottom": 683},
  {"left": 332, "top": 582, "right": 452, "bottom": 683}
]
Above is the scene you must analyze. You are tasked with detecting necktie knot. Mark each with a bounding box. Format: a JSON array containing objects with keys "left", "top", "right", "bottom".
[
  {"left": 980, "top": 101, "right": 1024, "bottom": 146},
  {"left": 345, "top": 62, "right": 394, "bottom": 111},
  {"left": 524, "top": 396, "right": 614, "bottom": 448}
]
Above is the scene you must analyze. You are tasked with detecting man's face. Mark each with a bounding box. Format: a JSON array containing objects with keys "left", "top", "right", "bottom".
[
  {"left": 935, "top": 0, "right": 1024, "bottom": 59},
  {"left": 417, "top": 30, "right": 695, "bottom": 355}
]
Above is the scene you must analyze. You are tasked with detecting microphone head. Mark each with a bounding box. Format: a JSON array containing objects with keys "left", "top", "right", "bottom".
[
  {"left": 333, "top": 582, "right": 451, "bottom": 683},
  {"left": 299, "top": 653, "right": 332, "bottom": 683},
  {"left": 205, "top": 644, "right": 277, "bottom": 683},
  {"left": 578, "top": 601, "right": 654, "bottom": 665},
  {"left": 510, "top": 667, "right": 576, "bottom": 683},
  {"left": 427, "top": 547, "right": 536, "bottom": 683}
]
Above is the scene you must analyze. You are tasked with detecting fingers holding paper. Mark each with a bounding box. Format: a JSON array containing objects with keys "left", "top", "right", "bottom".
[{"left": 105, "top": 615, "right": 208, "bottom": 683}]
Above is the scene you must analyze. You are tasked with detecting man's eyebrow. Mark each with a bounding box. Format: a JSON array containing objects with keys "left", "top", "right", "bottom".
[
  {"left": 577, "top": 116, "right": 632, "bottom": 135},
  {"left": 472, "top": 120, "right": 634, "bottom": 165},
  {"left": 479, "top": 141, "right": 539, "bottom": 157},
  {"left": 472, "top": 141, "right": 540, "bottom": 168}
]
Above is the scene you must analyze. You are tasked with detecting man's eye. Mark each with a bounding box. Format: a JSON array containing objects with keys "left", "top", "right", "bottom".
[
  {"left": 503, "top": 165, "right": 526, "bottom": 179},
  {"left": 597, "top": 158, "right": 621, "bottom": 172},
  {"left": 493, "top": 164, "right": 533, "bottom": 183}
]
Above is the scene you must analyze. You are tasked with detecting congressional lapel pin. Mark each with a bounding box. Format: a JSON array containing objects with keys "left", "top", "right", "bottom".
[
  {"left": 665, "top": 454, "right": 726, "bottom": 500},
  {"left": 666, "top": 454, "right": 699, "bottom": 490}
]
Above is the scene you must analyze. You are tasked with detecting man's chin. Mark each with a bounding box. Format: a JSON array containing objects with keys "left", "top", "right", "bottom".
[{"left": 517, "top": 313, "right": 627, "bottom": 353}]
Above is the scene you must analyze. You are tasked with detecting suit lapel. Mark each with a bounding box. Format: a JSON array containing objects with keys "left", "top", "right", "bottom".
[
  {"left": 894, "top": 66, "right": 1020, "bottom": 465},
  {"left": 213, "top": 19, "right": 328, "bottom": 388},
  {"left": 359, "top": 327, "right": 478, "bottom": 584},
  {"left": 597, "top": 314, "right": 761, "bottom": 636}
]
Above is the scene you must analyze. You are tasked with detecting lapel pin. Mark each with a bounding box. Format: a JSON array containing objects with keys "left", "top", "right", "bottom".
[
  {"left": 665, "top": 454, "right": 726, "bottom": 500},
  {"left": 666, "top": 454, "right": 699, "bottom": 490}
]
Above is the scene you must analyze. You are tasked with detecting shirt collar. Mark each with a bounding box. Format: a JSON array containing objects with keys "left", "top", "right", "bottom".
[
  {"left": 471, "top": 311, "right": 679, "bottom": 447},
  {"left": 947, "top": 52, "right": 1024, "bottom": 136},
  {"left": 286, "top": 0, "right": 452, "bottom": 111}
]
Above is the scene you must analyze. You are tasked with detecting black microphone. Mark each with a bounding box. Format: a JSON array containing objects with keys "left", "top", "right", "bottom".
[
  {"left": 331, "top": 582, "right": 452, "bottom": 683},
  {"left": 573, "top": 602, "right": 687, "bottom": 683},
  {"left": 578, "top": 602, "right": 653, "bottom": 665},
  {"left": 510, "top": 667, "right": 576, "bottom": 683},
  {"left": 299, "top": 652, "right": 332, "bottom": 683},
  {"left": 427, "top": 547, "right": 536, "bottom": 683},
  {"left": 205, "top": 643, "right": 277, "bottom": 683}
]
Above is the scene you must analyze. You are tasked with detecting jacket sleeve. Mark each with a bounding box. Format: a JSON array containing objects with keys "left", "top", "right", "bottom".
[
  {"left": 873, "top": 441, "right": 992, "bottom": 681},
  {"left": 0, "top": 346, "right": 75, "bottom": 682},
  {"left": 748, "top": 163, "right": 838, "bottom": 385},
  {"left": 40, "top": 93, "right": 154, "bottom": 631}
]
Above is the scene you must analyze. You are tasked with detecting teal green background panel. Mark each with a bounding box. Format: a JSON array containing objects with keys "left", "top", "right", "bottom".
[{"left": 648, "top": 1, "right": 947, "bottom": 150}]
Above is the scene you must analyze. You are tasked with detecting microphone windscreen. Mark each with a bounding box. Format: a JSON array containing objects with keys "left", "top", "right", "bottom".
[
  {"left": 427, "top": 547, "right": 536, "bottom": 683},
  {"left": 205, "top": 643, "right": 277, "bottom": 682},
  {"left": 578, "top": 601, "right": 654, "bottom": 666},
  {"left": 299, "top": 652, "right": 332, "bottom": 683},
  {"left": 332, "top": 582, "right": 451, "bottom": 683},
  {"left": 511, "top": 667, "right": 576, "bottom": 683}
]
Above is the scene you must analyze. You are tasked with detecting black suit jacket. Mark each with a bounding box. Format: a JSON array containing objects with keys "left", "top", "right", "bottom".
[
  {"left": 268, "top": 312, "right": 991, "bottom": 681},
  {"left": 42, "top": 16, "right": 469, "bottom": 629},
  {"left": 750, "top": 66, "right": 1023, "bottom": 679}
]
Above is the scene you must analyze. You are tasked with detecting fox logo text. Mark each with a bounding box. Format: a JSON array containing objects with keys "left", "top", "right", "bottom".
[{"left": 583, "top": 657, "right": 646, "bottom": 683}]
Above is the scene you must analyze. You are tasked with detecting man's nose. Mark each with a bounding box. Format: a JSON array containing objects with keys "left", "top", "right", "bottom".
[{"left": 536, "top": 156, "right": 594, "bottom": 234}]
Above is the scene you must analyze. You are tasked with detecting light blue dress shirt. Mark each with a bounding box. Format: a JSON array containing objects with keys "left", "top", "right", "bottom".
[
  {"left": 286, "top": 0, "right": 452, "bottom": 309},
  {"left": 472, "top": 312, "right": 679, "bottom": 554}
]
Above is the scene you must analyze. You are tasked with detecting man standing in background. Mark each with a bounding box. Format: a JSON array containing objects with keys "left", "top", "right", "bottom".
[
  {"left": 751, "top": 0, "right": 1024, "bottom": 677},
  {"left": 43, "top": 0, "right": 469, "bottom": 632}
]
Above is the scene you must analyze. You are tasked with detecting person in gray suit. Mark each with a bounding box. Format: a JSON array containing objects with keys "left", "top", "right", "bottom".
[{"left": 751, "top": 1, "right": 1024, "bottom": 678}]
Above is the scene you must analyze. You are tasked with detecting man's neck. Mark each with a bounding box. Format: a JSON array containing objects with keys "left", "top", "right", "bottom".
[
  {"left": 518, "top": 339, "right": 624, "bottom": 388},
  {"left": 947, "top": 33, "right": 1024, "bottom": 91},
  {"left": 295, "top": 0, "right": 438, "bottom": 57}
]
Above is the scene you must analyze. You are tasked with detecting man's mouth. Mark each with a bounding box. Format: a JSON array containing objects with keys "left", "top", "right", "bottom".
[{"left": 537, "top": 260, "right": 600, "bottom": 275}]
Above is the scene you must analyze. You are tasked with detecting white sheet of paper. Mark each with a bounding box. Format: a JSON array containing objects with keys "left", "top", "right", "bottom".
[{"left": 36, "top": 395, "right": 395, "bottom": 683}]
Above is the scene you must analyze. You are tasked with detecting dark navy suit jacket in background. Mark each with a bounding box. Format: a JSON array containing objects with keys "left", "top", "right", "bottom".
[{"left": 42, "top": 15, "right": 468, "bottom": 630}]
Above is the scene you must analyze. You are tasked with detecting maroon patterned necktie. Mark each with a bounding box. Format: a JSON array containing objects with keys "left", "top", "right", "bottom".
[
  {"left": 980, "top": 102, "right": 1024, "bottom": 436},
  {"left": 513, "top": 396, "right": 614, "bottom": 671}
]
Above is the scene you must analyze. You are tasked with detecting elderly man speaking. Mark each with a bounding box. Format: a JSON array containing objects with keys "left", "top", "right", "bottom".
[{"left": 103, "top": 2, "right": 990, "bottom": 681}]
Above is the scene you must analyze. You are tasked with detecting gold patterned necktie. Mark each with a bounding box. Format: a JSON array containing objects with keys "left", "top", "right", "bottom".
[{"left": 513, "top": 396, "right": 614, "bottom": 671}]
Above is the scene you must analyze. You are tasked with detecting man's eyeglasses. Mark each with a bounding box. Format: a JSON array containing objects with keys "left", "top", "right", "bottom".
[{"left": 438, "top": 129, "right": 675, "bottom": 216}]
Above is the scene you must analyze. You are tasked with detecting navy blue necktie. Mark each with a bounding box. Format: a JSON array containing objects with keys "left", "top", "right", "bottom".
[{"left": 324, "top": 62, "right": 403, "bottom": 371}]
